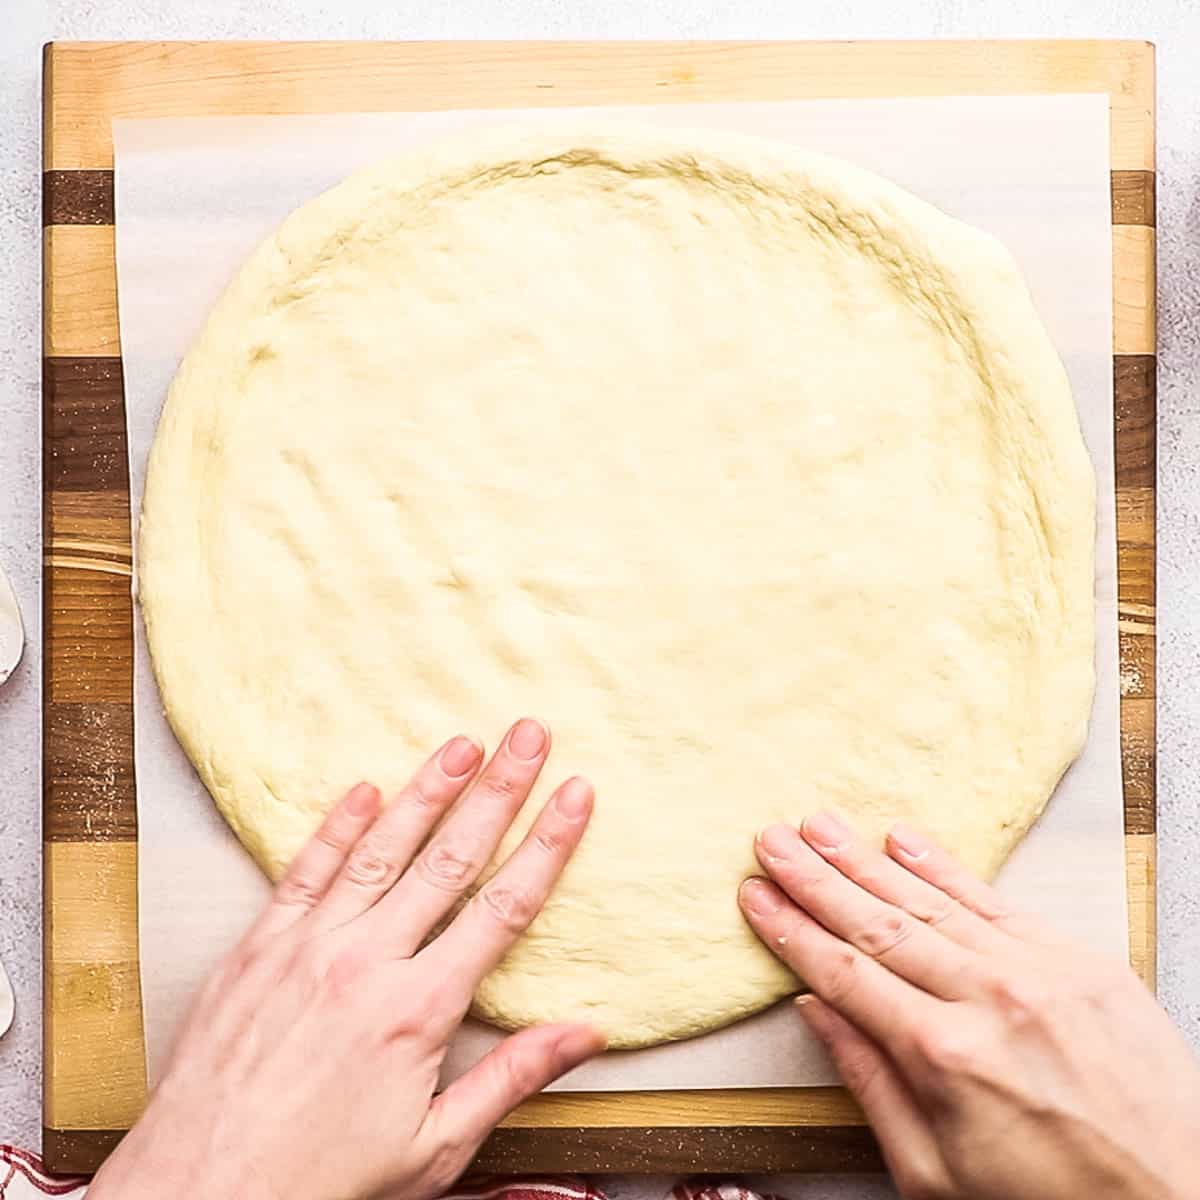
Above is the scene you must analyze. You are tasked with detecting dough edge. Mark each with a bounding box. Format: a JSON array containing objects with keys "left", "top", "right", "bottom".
[{"left": 139, "top": 123, "right": 1096, "bottom": 1049}]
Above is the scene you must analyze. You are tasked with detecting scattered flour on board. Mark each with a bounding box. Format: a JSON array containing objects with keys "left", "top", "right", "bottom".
[{"left": 1120, "top": 660, "right": 1144, "bottom": 696}]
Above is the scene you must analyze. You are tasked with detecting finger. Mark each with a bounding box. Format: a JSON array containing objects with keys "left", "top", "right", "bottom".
[
  {"left": 797, "top": 996, "right": 951, "bottom": 1199},
  {"left": 887, "top": 822, "right": 1056, "bottom": 945},
  {"left": 419, "top": 777, "right": 593, "bottom": 996},
  {"left": 420, "top": 1024, "right": 605, "bottom": 1190},
  {"left": 250, "top": 782, "right": 381, "bottom": 943},
  {"left": 800, "top": 811, "right": 1010, "bottom": 957},
  {"left": 739, "top": 876, "right": 937, "bottom": 1061},
  {"left": 366, "top": 717, "right": 551, "bottom": 955},
  {"left": 309, "top": 736, "right": 483, "bottom": 932},
  {"left": 757, "top": 823, "right": 979, "bottom": 999}
]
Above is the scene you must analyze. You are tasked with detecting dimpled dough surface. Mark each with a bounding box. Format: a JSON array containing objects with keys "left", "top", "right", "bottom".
[{"left": 139, "top": 126, "right": 1095, "bottom": 1049}]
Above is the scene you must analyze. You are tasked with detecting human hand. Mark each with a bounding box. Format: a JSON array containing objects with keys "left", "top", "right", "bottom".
[
  {"left": 90, "top": 718, "right": 603, "bottom": 1200},
  {"left": 739, "top": 814, "right": 1200, "bottom": 1200}
]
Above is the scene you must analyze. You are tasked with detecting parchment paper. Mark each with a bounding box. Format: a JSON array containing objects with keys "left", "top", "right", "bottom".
[{"left": 115, "top": 93, "right": 1123, "bottom": 1092}]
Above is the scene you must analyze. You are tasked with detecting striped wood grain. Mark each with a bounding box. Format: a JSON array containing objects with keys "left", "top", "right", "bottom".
[{"left": 42, "top": 38, "right": 1156, "bottom": 1177}]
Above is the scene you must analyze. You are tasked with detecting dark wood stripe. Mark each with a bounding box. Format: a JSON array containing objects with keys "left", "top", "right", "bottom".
[
  {"left": 1111, "top": 170, "right": 1156, "bottom": 227},
  {"left": 473, "top": 1124, "right": 883, "bottom": 1174},
  {"left": 1113, "top": 352, "right": 1155, "bottom": 835},
  {"left": 44, "top": 169, "right": 115, "bottom": 225},
  {"left": 41, "top": 353, "right": 1158, "bottom": 503},
  {"left": 41, "top": 169, "right": 1157, "bottom": 228},
  {"left": 1117, "top": 544, "right": 1154, "bottom": 609},
  {"left": 45, "top": 701, "right": 137, "bottom": 841},
  {"left": 44, "top": 1123, "right": 883, "bottom": 1177},
  {"left": 42, "top": 1126, "right": 127, "bottom": 1175},
  {"left": 44, "top": 566, "right": 134, "bottom": 704},
  {"left": 44, "top": 357, "right": 129, "bottom": 492},
  {"left": 1122, "top": 697, "right": 1155, "bottom": 836},
  {"left": 44, "top": 353, "right": 137, "bottom": 841},
  {"left": 1114, "top": 355, "right": 1156, "bottom": 490}
]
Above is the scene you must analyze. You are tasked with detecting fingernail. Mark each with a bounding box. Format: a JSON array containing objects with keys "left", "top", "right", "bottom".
[
  {"left": 758, "top": 822, "right": 799, "bottom": 862},
  {"left": 440, "top": 736, "right": 482, "bottom": 778},
  {"left": 555, "top": 776, "right": 593, "bottom": 819},
  {"left": 508, "top": 717, "right": 548, "bottom": 760},
  {"left": 794, "top": 994, "right": 829, "bottom": 1037},
  {"left": 740, "top": 877, "right": 783, "bottom": 916},
  {"left": 345, "top": 782, "right": 380, "bottom": 816},
  {"left": 889, "top": 822, "right": 931, "bottom": 861},
  {"left": 803, "top": 810, "right": 850, "bottom": 853}
]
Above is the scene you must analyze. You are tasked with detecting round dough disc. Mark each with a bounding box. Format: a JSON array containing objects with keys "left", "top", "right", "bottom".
[{"left": 140, "top": 126, "right": 1095, "bottom": 1048}]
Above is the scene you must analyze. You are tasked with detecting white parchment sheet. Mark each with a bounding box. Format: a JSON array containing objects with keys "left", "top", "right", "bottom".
[{"left": 115, "top": 94, "right": 1123, "bottom": 1092}]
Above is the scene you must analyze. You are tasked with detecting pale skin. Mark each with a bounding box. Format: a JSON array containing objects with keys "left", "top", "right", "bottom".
[{"left": 91, "top": 720, "right": 1200, "bottom": 1200}]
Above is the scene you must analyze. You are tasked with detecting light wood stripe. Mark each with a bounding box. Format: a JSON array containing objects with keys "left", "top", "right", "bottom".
[
  {"left": 50, "top": 539, "right": 133, "bottom": 559},
  {"left": 43, "top": 225, "right": 120, "bottom": 358},
  {"left": 44, "top": 842, "right": 147, "bottom": 1128},
  {"left": 1113, "top": 225, "right": 1157, "bottom": 356},
  {"left": 508, "top": 1085, "right": 863, "bottom": 1129},
  {"left": 42, "top": 40, "right": 1156, "bottom": 172},
  {"left": 46, "top": 555, "right": 132, "bottom": 577},
  {"left": 44, "top": 220, "right": 1160, "bottom": 360},
  {"left": 1126, "top": 832, "right": 1156, "bottom": 987}
]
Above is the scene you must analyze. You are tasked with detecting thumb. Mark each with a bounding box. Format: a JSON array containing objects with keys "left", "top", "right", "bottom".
[
  {"left": 420, "top": 1023, "right": 605, "bottom": 1186},
  {"left": 797, "top": 995, "right": 949, "bottom": 1198}
]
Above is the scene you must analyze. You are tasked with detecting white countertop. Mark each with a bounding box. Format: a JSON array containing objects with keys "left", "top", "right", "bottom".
[{"left": 3, "top": 1, "right": 1198, "bottom": 1185}]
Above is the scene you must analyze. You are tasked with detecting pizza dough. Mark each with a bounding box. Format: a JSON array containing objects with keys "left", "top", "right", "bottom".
[{"left": 139, "top": 126, "right": 1095, "bottom": 1048}]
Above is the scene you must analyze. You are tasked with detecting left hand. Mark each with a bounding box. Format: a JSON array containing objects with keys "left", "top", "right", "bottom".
[{"left": 89, "top": 718, "right": 604, "bottom": 1200}]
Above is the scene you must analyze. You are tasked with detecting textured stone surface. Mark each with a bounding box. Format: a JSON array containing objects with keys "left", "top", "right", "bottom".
[{"left": 2, "top": 3, "right": 1197, "bottom": 1190}]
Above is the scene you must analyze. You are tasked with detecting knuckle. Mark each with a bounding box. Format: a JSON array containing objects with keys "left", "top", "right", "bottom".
[
  {"left": 418, "top": 842, "right": 478, "bottom": 890},
  {"left": 479, "top": 772, "right": 521, "bottom": 802},
  {"left": 389, "top": 987, "right": 442, "bottom": 1040},
  {"left": 479, "top": 884, "right": 539, "bottom": 932},
  {"left": 275, "top": 871, "right": 324, "bottom": 909},
  {"left": 834, "top": 1045, "right": 882, "bottom": 1096},
  {"left": 314, "top": 822, "right": 349, "bottom": 853},
  {"left": 820, "top": 944, "right": 864, "bottom": 1007},
  {"left": 533, "top": 827, "right": 563, "bottom": 855},
  {"left": 325, "top": 944, "right": 372, "bottom": 994},
  {"left": 987, "top": 974, "right": 1048, "bottom": 1026},
  {"left": 424, "top": 1138, "right": 470, "bottom": 1195},
  {"left": 896, "top": 1165, "right": 952, "bottom": 1200},
  {"left": 343, "top": 843, "right": 394, "bottom": 888},
  {"left": 911, "top": 895, "right": 957, "bottom": 928},
  {"left": 404, "top": 781, "right": 441, "bottom": 811},
  {"left": 855, "top": 909, "right": 914, "bottom": 959},
  {"left": 916, "top": 1026, "right": 977, "bottom": 1076},
  {"left": 499, "top": 1044, "right": 544, "bottom": 1097}
]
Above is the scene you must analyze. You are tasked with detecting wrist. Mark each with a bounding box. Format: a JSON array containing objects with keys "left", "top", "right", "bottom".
[{"left": 87, "top": 1107, "right": 273, "bottom": 1200}]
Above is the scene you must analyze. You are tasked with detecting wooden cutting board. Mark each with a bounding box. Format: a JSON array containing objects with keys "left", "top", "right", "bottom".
[{"left": 42, "top": 39, "right": 1156, "bottom": 1176}]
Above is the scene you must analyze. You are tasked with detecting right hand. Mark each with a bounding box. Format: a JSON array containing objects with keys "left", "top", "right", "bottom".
[{"left": 739, "top": 812, "right": 1200, "bottom": 1200}]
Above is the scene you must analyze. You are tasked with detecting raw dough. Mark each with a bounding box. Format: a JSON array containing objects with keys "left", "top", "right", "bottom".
[{"left": 140, "top": 126, "right": 1095, "bottom": 1048}]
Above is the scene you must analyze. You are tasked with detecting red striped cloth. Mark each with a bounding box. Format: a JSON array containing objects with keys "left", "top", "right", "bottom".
[
  {"left": 0, "top": 1148, "right": 782, "bottom": 1200},
  {"left": 0, "top": 1147, "right": 87, "bottom": 1197}
]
